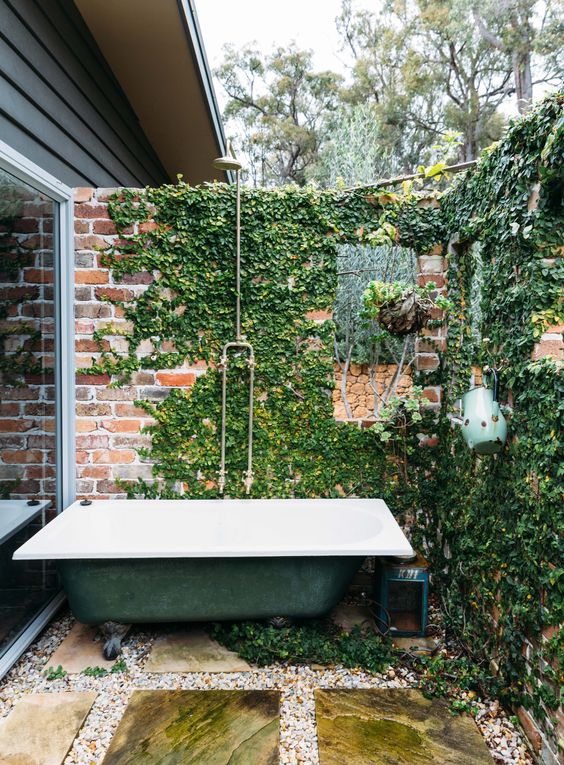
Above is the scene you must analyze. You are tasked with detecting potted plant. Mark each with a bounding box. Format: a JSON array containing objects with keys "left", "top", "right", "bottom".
[{"left": 362, "top": 280, "right": 448, "bottom": 336}]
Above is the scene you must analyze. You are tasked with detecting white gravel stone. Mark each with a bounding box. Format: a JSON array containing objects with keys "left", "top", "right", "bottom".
[{"left": 0, "top": 612, "right": 534, "bottom": 765}]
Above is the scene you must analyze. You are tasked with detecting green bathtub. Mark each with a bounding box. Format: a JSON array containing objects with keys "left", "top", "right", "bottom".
[
  {"left": 57, "top": 556, "right": 362, "bottom": 624},
  {"left": 14, "top": 497, "right": 413, "bottom": 657}
]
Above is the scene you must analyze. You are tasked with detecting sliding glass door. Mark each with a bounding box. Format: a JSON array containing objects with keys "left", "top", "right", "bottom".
[{"left": 0, "top": 150, "right": 73, "bottom": 672}]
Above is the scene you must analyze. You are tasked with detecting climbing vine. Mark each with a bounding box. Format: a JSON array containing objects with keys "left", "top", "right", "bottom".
[{"left": 90, "top": 93, "right": 562, "bottom": 742}]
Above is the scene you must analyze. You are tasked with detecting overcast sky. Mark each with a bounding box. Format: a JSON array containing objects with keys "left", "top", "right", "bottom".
[{"left": 195, "top": 0, "right": 363, "bottom": 107}]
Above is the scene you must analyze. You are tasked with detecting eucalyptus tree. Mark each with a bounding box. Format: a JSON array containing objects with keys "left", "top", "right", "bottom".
[
  {"left": 337, "top": 0, "right": 510, "bottom": 161},
  {"left": 215, "top": 44, "right": 342, "bottom": 186},
  {"left": 471, "top": 0, "right": 564, "bottom": 113}
]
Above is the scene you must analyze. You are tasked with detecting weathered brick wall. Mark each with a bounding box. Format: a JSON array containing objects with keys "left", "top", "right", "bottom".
[
  {"left": 0, "top": 194, "right": 56, "bottom": 507},
  {"left": 73, "top": 188, "right": 445, "bottom": 495},
  {"left": 73, "top": 188, "right": 208, "bottom": 498}
]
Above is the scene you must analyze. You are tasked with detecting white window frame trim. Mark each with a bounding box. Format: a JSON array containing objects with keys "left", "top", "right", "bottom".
[{"left": 0, "top": 139, "right": 74, "bottom": 677}]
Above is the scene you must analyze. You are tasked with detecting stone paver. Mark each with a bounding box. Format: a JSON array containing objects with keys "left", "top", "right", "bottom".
[
  {"left": 144, "top": 628, "right": 252, "bottom": 673},
  {"left": 393, "top": 636, "right": 440, "bottom": 654},
  {"left": 0, "top": 691, "right": 96, "bottom": 765},
  {"left": 47, "top": 622, "right": 114, "bottom": 673},
  {"left": 102, "top": 689, "right": 279, "bottom": 764},
  {"left": 315, "top": 688, "right": 493, "bottom": 764}
]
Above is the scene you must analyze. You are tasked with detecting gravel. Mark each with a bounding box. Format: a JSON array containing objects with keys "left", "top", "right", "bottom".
[{"left": 0, "top": 611, "right": 534, "bottom": 765}]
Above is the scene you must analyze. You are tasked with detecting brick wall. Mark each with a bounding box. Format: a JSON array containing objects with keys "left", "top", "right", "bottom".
[
  {"left": 73, "top": 189, "right": 445, "bottom": 495},
  {"left": 73, "top": 188, "right": 210, "bottom": 498},
  {"left": 0, "top": 192, "right": 57, "bottom": 509}
]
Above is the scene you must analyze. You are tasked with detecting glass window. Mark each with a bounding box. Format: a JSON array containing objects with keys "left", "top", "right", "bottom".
[{"left": 0, "top": 167, "right": 60, "bottom": 656}]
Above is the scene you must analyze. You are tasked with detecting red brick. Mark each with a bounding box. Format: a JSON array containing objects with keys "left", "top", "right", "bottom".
[
  {"left": 23, "top": 268, "right": 53, "bottom": 284},
  {"left": 416, "top": 355, "right": 440, "bottom": 371},
  {"left": 156, "top": 371, "right": 196, "bottom": 387},
  {"left": 13, "top": 218, "right": 39, "bottom": 233},
  {"left": 0, "top": 387, "right": 39, "bottom": 401},
  {"left": 416, "top": 338, "right": 446, "bottom": 353},
  {"left": 75, "top": 319, "right": 95, "bottom": 334},
  {"left": 76, "top": 419, "right": 97, "bottom": 433},
  {"left": 92, "top": 449, "right": 136, "bottom": 464},
  {"left": 25, "top": 465, "right": 56, "bottom": 479},
  {"left": 75, "top": 269, "right": 109, "bottom": 284},
  {"left": 422, "top": 387, "right": 440, "bottom": 403},
  {"left": 74, "top": 234, "right": 110, "bottom": 251},
  {"left": 0, "top": 419, "right": 36, "bottom": 432},
  {"left": 96, "top": 387, "right": 137, "bottom": 401},
  {"left": 96, "top": 479, "right": 127, "bottom": 494},
  {"left": 532, "top": 337, "right": 563, "bottom": 361},
  {"left": 1, "top": 450, "right": 44, "bottom": 463},
  {"left": 95, "top": 287, "right": 134, "bottom": 301},
  {"left": 74, "top": 188, "right": 94, "bottom": 202},
  {"left": 542, "top": 625, "right": 558, "bottom": 641},
  {"left": 138, "top": 221, "right": 158, "bottom": 233},
  {"left": 121, "top": 272, "right": 154, "bottom": 285},
  {"left": 76, "top": 403, "right": 111, "bottom": 416},
  {"left": 75, "top": 434, "right": 110, "bottom": 449},
  {"left": 75, "top": 304, "right": 112, "bottom": 319},
  {"left": 76, "top": 338, "right": 109, "bottom": 352},
  {"left": 0, "top": 403, "right": 20, "bottom": 416},
  {"left": 76, "top": 450, "right": 90, "bottom": 464},
  {"left": 74, "top": 220, "right": 90, "bottom": 234},
  {"left": 516, "top": 707, "right": 542, "bottom": 753},
  {"left": 306, "top": 310, "right": 332, "bottom": 321},
  {"left": 419, "top": 436, "right": 439, "bottom": 447},
  {"left": 76, "top": 373, "right": 111, "bottom": 385},
  {"left": 94, "top": 188, "right": 121, "bottom": 202},
  {"left": 79, "top": 465, "right": 110, "bottom": 479},
  {"left": 101, "top": 419, "right": 141, "bottom": 433},
  {"left": 74, "top": 203, "right": 109, "bottom": 219},
  {"left": 115, "top": 403, "right": 150, "bottom": 417},
  {"left": 93, "top": 219, "right": 117, "bottom": 235}
]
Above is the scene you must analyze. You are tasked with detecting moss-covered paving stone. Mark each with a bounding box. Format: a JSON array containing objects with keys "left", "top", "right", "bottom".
[
  {"left": 102, "top": 689, "right": 279, "bottom": 764},
  {"left": 315, "top": 689, "right": 493, "bottom": 764}
]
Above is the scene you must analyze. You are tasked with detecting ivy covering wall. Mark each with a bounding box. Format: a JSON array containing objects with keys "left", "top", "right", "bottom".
[
  {"left": 90, "top": 93, "right": 562, "bottom": 753},
  {"left": 421, "top": 93, "right": 563, "bottom": 748}
]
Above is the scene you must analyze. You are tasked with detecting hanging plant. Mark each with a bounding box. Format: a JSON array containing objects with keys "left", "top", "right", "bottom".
[{"left": 362, "top": 280, "right": 448, "bottom": 336}]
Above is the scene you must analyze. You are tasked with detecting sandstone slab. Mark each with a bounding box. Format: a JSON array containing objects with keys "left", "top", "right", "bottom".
[
  {"left": 102, "top": 689, "right": 279, "bottom": 764},
  {"left": 315, "top": 688, "right": 493, "bottom": 764},
  {"left": 0, "top": 691, "right": 96, "bottom": 765},
  {"left": 144, "top": 628, "right": 252, "bottom": 673},
  {"left": 47, "top": 622, "right": 114, "bottom": 673}
]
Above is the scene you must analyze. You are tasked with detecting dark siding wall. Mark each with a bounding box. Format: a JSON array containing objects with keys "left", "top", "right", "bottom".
[{"left": 0, "top": 0, "right": 169, "bottom": 187}]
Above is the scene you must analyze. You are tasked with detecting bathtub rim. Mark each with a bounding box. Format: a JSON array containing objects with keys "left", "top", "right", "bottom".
[{"left": 13, "top": 497, "right": 414, "bottom": 560}]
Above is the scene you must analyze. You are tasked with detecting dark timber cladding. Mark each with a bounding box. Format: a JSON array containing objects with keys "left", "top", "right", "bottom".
[{"left": 0, "top": 0, "right": 169, "bottom": 187}]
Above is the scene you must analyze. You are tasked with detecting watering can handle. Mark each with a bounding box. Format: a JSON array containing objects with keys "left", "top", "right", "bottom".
[{"left": 487, "top": 367, "right": 500, "bottom": 416}]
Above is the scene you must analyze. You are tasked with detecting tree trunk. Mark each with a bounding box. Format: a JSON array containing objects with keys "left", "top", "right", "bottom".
[{"left": 512, "top": 50, "right": 533, "bottom": 113}]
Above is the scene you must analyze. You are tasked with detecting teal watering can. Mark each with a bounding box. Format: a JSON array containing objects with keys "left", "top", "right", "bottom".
[{"left": 461, "top": 369, "right": 507, "bottom": 455}]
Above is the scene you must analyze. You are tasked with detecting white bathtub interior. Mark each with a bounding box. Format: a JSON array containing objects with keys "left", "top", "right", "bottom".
[{"left": 14, "top": 498, "right": 413, "bottom": 560}]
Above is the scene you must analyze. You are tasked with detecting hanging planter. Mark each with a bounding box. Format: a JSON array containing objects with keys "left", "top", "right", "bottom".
[
  {"left": 363, "top": 280, "right": 440, "bottom": 336},
  {"left": 377, "top": 288, "right": 434, "bottom": 335}
]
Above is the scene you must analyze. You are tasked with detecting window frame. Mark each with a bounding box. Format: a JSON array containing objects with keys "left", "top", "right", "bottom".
[{"left": 0, "top": 139, "right": 75, "bottom": 677}]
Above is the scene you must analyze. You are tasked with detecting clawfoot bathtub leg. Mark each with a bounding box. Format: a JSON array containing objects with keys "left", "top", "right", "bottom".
[
  {"left": 100, "top": 621, "right": 132, "bottom": 659},
  {"left": 269, "top": 616, "right": 294, "bottom": 628}
]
